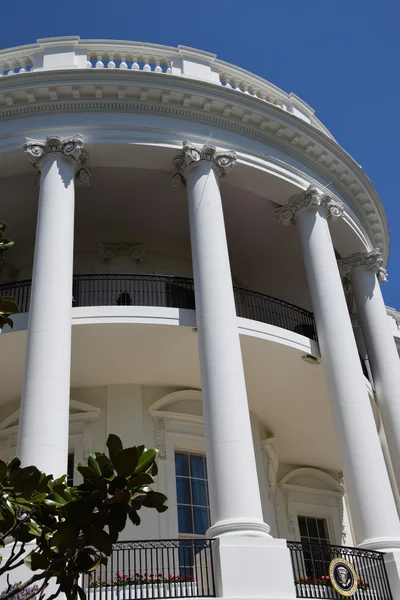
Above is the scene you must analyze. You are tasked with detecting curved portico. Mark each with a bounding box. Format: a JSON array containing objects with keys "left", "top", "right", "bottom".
[{"left": 0, "top": 36, "right": 399, "bottom": 600}]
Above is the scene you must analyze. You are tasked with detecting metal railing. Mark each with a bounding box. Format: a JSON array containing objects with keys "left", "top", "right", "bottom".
[
  {"left": 0, "top": 274, "right": 318, "bottom": 340},
  {"left": 82, "top": 539, "right": 216, "bottom": 598},
  {"left": 287, "top": 541, "right": 392, "bottom": 599}
]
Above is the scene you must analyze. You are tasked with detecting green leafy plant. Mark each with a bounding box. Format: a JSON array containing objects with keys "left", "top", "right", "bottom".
[{"left": 0, "top": 434, "right": 167, "bottom": 600}]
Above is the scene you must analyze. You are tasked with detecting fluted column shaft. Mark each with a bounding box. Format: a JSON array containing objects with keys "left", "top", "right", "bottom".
[
  {"left": 18, "top": 136, "right": 89, "bottom": 477},
  {"left": 171, "top": 143, "right": 269, "bottom": 537},
  {"left": 277, "top": 187, "right": 400, "bottom": 551}
]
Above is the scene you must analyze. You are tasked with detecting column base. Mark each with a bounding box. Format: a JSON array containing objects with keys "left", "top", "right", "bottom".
[
  {"left": 384, "top": 550, "right": 400, "bottom": 598},
  {"left": 207, "top": 518, "right": 271, "bottom": 538},
  {"left": 358, "top": 537, "right": 400, "bottom": 552},
  {"left": 211, "top": 535, "right": 296, "bottom": 599}
]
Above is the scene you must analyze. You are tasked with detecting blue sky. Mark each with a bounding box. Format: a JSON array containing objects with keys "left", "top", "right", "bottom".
[{"left": 2, "top": 0, "right": 399, "bottom": 306}]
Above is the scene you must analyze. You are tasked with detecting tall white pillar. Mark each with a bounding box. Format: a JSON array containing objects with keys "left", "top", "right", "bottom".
[
  {"left": 18, "top": 136, "right": 90, "bottom": 477},
  {"left": 171, "top": 142, "right": 269, "bottom": 538},
  {"left": 171, "top": 143, "right": 296, "bottom": 600},
  {"left": 339, "top": 251, "right": 400, "bottom": 489},
  {"left": 277, "top": 186, "right": 400, "bottom": 552}
]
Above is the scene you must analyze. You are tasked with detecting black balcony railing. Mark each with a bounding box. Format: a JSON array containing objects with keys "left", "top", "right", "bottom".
[
  {"left": 82, "top": 539, "right": 216, "bottom": 599},
  {"left": 287, "top": 540, "right": 392, "bottom": 599},
  {"left": 0, "top": 274, "right": 318, "bottom": 340}
]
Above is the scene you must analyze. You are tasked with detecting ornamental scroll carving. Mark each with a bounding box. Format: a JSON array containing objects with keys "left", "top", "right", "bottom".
[
  {"left": 338, "top": 249, "right": 388, "bottom": 284},
  {"left": 276, "top": 185, "right": 344, "bottom": 225},
  {"left": 155, "top": 417, "right": 167, "bottom": 462},
  {"left": 24, "top": 134, "right": 91, "bottom": 186},
  {"left": 169, "top": 141, "right": 236, "bottom": 188},
  {"left": 99, "top": 243, "right": 147, "bottom": 264}
]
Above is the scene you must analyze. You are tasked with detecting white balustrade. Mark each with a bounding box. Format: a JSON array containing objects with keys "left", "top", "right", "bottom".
[
  {"left": 86, "top": 48, "right": 175, "bottom": 73},
  {"left": 0, "top": 37, "right": 330, "bottom": 135}
]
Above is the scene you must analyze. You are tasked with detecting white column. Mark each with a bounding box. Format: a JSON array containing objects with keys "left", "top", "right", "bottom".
[
  {"left": 171, "top": 142, "right": 269, "bottom": 538},
  {"left": 277, "top": 186, "right": 400, "bottom": 552},
  {"left": 18, "top": 135, "right": 90, "bottom": 477},
  {"left": 339, "top": 251, "right": 400, "bottom": 489}
]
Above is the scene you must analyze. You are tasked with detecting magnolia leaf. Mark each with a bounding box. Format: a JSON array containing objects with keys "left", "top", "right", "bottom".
[
  {"left": 142, "top": 490, "right": 168, "bottom": 512},
  {"left": 25, "top": 552, "right": 50, "bottom": 571},
  {"left": 128, "top": 473, "right": 154, "bottom": 489},
  {"left": 88, "top": 454, "right": 102, "bottom": 478},
  {"left": 76, "top": 464, "right": 100, "bottom": 485},
  {"left": 44, "top": 492, "right": 68, "bottom": 506},
  {"left": 134, "top": 448, "right": 157, "bottom": 475},
  {"left": 0, "top": 298, "right": 18, "bottom": 314},
  {"left": 95, "top": 454, "right": 114, "bottom": 478},
  {"left": 51, "top": 523, "right": 79, "bottom": 552},
  {"left": 0, "top": 460, "right": 7, "bottom": 482},
  {"left": 106, "top": 434, "right": 123, "bottom": 466},
  {"left": 90, "top": 529, "right": 113, "bottom": 556},
  {"left": 7, "top": 456, "right": 21, "bottom": 475},
  {"left": 113, "top": 447, "right": 139, "bottom": 478},
  {"left": 128, "top": 510, "right": 141, "bottom": 526},
  {"left": 27, "top": 522, "right": 43, "bottom": 537}
]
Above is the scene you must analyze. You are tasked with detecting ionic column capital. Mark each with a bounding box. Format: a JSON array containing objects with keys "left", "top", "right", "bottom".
[
  {"left": 169, "top": 140, "right": 236, "bottom": 188},
  {"left": 338, "top": 249, "right": 388, "bottom": 284},
  {"left": 276, "top": 185, "right": 344, "bottom": 225},
  {"left": 24, "top": 134, "right": 91, "bottom": 186}
]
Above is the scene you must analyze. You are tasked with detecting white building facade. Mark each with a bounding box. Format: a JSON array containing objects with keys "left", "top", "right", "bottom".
[{"left": 0, "top": 37, "right": 399, "bottom": 600}]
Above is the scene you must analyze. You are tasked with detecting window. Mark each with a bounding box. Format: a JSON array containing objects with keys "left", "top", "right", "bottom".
[
  {"left": 67, "top": 452, "right": 75, "bottom": 486},
  {"left": 298, "top": 516, "right": 330, "bottom": 545},
  {"left": 298, "top": 516, "right": 330, "bottom": 579},
  {"left": 175, "top": 452, "right": 210, "bottom": 536}
]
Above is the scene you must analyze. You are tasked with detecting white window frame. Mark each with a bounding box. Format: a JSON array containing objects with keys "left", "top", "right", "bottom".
[{"left": 164, "top": 431, "right": 208, "bottom": 539}]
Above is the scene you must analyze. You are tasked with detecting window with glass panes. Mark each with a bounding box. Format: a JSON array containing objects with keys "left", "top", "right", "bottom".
[
  {"left": 298, "top": 516, "right": 330, "bottom": 579},
  {"left": 175, "top": 452, "right": 210, "bottom": 536}
]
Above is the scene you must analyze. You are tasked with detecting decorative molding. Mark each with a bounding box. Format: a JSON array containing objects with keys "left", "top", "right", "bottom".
[
  {"left": 148, "top": 390, "right": 203, "bottom": 460},
  {"left": 276, "top": 185, "right": 344, "bottom": 225},
  {"left": 277, "top": 467, "right": 345, "bottom": 540},
  {"left": 335, "top": 496, "right": 347, "bottom": 544},
  {"left": 23, "top": 134, "right": 91, "bottom": 186},
  {"left": 169, "top": 141, "right": 236, "bottom": 188},
  {"left": 155, "top": 417, "right": 167, "bottom": 462},
  {"left": 281, "top": 487, "right": 296, "bottom": 538},
  {"left": 82, "top": 421, "right": 93, "bottom": 460},
  {"left": 0, "top": 85, "right": 386, "bottom": 255},
  {"left": 279, "top": 467, "right": 345, "bottom": 494},
  {"left": 338, "top": 249, "right": 388, "bottom": 284},
  {"left": 99, "top": 242, "right": 147, "bottom": 263},
  {"left": 261, "top": 438, "right": 279, "bottom": 490},
  {"left": 0, "top": 400, "right": 100, "bottom": 454}
]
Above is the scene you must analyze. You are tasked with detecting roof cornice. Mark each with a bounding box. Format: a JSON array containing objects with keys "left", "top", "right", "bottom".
[{"left": 0, "top": 68, "right": 389, "bottom": 261}]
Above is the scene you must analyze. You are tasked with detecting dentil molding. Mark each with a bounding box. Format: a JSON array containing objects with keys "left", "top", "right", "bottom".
[
  {"left": 338, "top": 249, "right": 388, "bottom": 284},
  {"left": 276, "top": 185, "right": 344, "bottom": 225},
  {"left": 24, "top": 134, "right": 91, "bottom": 186},
  {"left": 169, "top": 141, "right": 236, "bottom": 188}
]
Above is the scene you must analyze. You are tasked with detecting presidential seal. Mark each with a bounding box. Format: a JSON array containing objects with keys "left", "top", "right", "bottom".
[{"left": 329, "top": 558, "right": 358, "bottom": 596}]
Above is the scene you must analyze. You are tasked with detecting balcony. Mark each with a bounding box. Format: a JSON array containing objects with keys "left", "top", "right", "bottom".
[
  {"left": 82, "top": 538, "right": 216, "bottom": 599},
  {"left": 287, "top": 540, "right": 392, "bottom": 599},
  {"left": 0, "top": 274, "right": 318, "bottom": 340}
]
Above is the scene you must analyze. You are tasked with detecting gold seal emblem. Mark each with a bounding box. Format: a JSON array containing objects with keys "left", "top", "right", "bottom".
[{"left": 329, "top": 558, "right": 358, "bottom": 596}]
